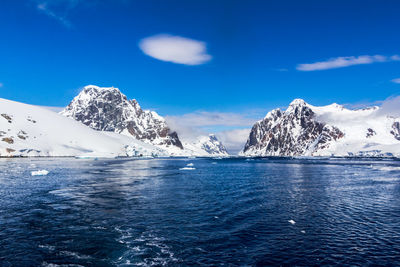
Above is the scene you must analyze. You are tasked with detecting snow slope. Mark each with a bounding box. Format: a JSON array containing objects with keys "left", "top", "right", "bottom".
[
  {"left": 241, "top": 99, "right": 400, "bottom": 157},
  {"left": 61, "top": 85, "right": 229, "bottom": 156},
  {"left": 60, "top": 85, "right": 183, "bottom": 152},
  {"left": 0, "top": 98, "right": 167, "bottom": 157},
  {"left": 181, "top": 134, "right": 229, "bottom": 157}
]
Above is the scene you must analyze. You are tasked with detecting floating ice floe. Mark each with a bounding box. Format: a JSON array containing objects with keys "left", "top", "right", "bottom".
[
  {"left": 288, "top": 219, "right": 296, "bottom": 225},
  {"left": 31, "top": 170, "right": 49, "bottom": 176},
  {"left": 179, "top": 167, "right": 196, "bottom": 170}
]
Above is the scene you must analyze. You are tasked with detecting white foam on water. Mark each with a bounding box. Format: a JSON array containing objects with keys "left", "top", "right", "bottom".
[
  {"left": 372, "top": 166, "right": 400, "bottom": 172},
  {"left": 41, "top": 262, "right": 85, "bottom": 267},
  {"left": 114, "top": 229, "right": 180, "bottom": 267},
  {"left": 186, "top": 163, "right": 194, "bottom": 167},
  {"left": 31, "top": 169, "right": 49, "bottom": 176},
  {"left": 59, "top": 250, "right": 92, "bottom": 260},
  {"left": 179, "top": 167, "right": 196, "bottom": 170},
  {"left": 288, "top": 219, "right": 296, "bottom": 225},
  {"left": 38, "top": 244, "right": 56, "bottom": 251}
]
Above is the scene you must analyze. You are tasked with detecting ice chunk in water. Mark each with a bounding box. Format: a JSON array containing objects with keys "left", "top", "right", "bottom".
[{"left": 31, "top": 170, "right": 49, "bottom": 176}]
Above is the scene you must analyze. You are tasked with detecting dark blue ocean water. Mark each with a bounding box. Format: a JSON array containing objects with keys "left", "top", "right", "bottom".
[{"left": 1, "top": 157, "right": 400, "bottom": 266}]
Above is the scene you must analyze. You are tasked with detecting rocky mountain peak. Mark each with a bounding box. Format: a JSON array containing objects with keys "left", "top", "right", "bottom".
[
  {"left": 241, "top": 99, "right": 344, "bottom": 156},
  {"left": 61, "top": 85, "right": 183, "bottom": 149},
  {"left": 203, "top": 134, "right": 228, "bottom": 155},
  {"left": 289, "top": 98, "right": 307, "bottom": 107},
  {"left": 285, "top": 99, "right": 313, "bottom": 117}
]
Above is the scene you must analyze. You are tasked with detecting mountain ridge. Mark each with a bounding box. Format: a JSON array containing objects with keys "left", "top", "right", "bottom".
[
  {"left": 61, "top": 85, "right": 228, "bottom": 156},
  {"left": 241, "top": 99, "right": 400, "bottom": 157}
]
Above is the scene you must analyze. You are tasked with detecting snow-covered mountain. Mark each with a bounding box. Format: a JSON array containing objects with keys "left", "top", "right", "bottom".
[
  {"left": 241, "top": 99, "right": 400, "bottom": 157},
  {"left": 0, "top": 98, "right": 167, "bottom": 157},
  {"left": 61, "top": 85, "right": 228, "bottom": 156},
  {"left": 182, "top": 134, "right": 228, "bottom": 156},
  {"left": 61, "top": 85, "right": 184, "bottom": 151}
]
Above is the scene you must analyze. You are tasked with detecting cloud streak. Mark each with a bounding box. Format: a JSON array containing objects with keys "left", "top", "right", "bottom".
[
  {"left": 391, "top": 78, "right": 400, "bottom": 84},
  {"left": 165, "top": 111, "right": 256, "bottom": 128},
  {"left": 139, "top": 34, "right": 212, "bottom": 65},
  {"left": 34, "top": 0, "right": 82, "bottom": 27},
  {"left": 297, "top": 54, "right": 400, "bottom": 71}
]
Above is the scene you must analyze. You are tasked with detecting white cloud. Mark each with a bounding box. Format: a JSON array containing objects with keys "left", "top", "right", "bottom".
[
  {"left": 391, "top": 55, "right": 400, "bottom": 61},
  {"left": 391, "top": 78, "right": 400, "bottom": 84},
  {"left": 139, "top": 34, "right": 212, "bottom": 65},
  {"left": 165, "top": 111, "right": 256, "bottom": 128},
  {"left": 0, "top": 83, "right": 3, "bottom": 88},
  {"left": 39, "top": 106, "right": 64, "bottom": 113},
  {"left": 376, "top": 96, "right": 400, "bottom": 117},
  {"left": 215, "top": 129, "right": 251, "bottom": 154},
  {"left": 165, "top": 111, "right": 256, "bottom": 153},
  {"left": 297, "top": 54, "right": 400, "bottom": 71}
]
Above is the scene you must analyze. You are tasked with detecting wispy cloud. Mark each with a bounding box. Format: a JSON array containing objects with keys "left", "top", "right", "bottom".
[
  {"left": 39, "top": 106, "right": 65, "bottom": 113},
  {"left": 297, "top": 54, "right": 400, "bottom": 71},
  {"left": 166, "top": 111, "right": 256, "bottom": 128},
  {"left": 216, "top": 129, "right": 251, "bottom": 154},
  {"left": 271, "top": 68, "right": 289, "bottom": 72},
  {"left": 0, "top": 83, "right": 3, "bottom": 88},
  {"left": 391, "top": 78, "right": 400, "bottom": 84},
  {"left": 139, "top": 34, "right": 212, "bottom": 65},
  {"left": 165, "top": 111, "right": 256, "bottom": 153},
  {"left": 34, "top": 0, "right": 82, "bottom": 27},
  {"left": 376, "top": 95, "right": 400, "bottom": 117}
]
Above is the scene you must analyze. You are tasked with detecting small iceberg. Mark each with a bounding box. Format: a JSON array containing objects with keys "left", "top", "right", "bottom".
[
  {"left": 186, "top": 163, "right": 194, "bottom": 167},
  {"left": 288, "top": 219, "right": 296, "bottom": 225},
  {"left": 31, "top": 170, "right": 49, "bottom": 176},
  {"left": 179, "top": 167, "right": 196, "bottom": 170}
]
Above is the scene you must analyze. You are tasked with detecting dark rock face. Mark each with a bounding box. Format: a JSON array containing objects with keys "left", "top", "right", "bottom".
[
  {"left": 61, "top": 85, "right": 183, "bottom": 149},
  {"left": 391, "top": 122, "right": 400, "bottom": 141},
  {"left": 201, "top": 135, "right": 228, "bottom": 155},
  {"left": 242, "top": 99, "right": 344, "bottom": 156},
  {"left": 366, "top": 128, "right": 376, "bottom": 138}
]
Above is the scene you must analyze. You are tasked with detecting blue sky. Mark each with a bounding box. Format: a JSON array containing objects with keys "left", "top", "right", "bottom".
[{"left": 1, "top": 0, "right": 400, "bottom": 151}]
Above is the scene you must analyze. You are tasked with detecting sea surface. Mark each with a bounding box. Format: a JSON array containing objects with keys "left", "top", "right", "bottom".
[{"left": 1, "top": 157, "right": 400, "bottom": 266}]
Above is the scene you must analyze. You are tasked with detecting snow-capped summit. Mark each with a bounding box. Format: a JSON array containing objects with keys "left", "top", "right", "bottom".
[
  {"left": 61, "top": 85, "right": 229, "bottom": 156},
  {"left": 0, "top": 98, "right": 166, "bottom": 157},
  {"left": 61, "top": 85, "right": 183, "bottom": 151},
  {"left": 241, "top": 99, "right": 400, "bottom": 157},
  {"left": 182, "top": 134, "right": 229, "bottom": 156}
]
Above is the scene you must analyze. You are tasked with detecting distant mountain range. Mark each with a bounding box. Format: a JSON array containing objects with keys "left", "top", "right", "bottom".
[
  {"left": 241, "top": 99, "right": 400, "bottom": 157},
  {"left": 0, "top": 85, "right": 228, "bottom": 157},
  {"left": 1, "top": 86, "right": 399, "bottom": 158}
]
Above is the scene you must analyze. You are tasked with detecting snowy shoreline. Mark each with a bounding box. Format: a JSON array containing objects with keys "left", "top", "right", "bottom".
[{"left": 0, "top": 155, "right": 398, "bottom": 160}]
